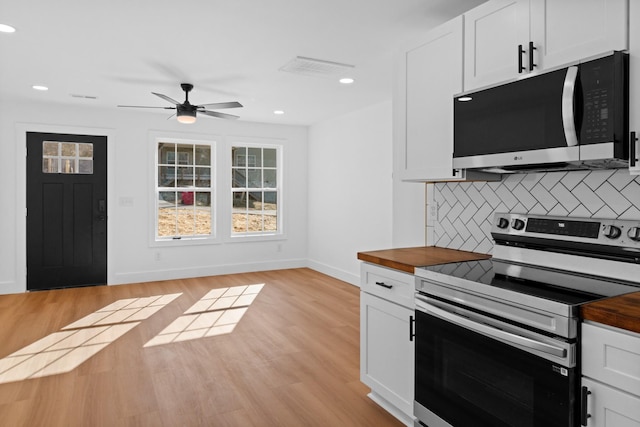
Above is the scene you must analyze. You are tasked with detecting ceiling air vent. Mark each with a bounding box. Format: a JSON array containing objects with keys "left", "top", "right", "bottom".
[{"left": 279, "top": 56, "right": 354, "bottom": 78}]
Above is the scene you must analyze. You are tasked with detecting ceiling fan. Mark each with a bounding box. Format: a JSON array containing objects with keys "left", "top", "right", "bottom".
[{"left": 118, "top": 83, "right": 242, "bottom": 124}]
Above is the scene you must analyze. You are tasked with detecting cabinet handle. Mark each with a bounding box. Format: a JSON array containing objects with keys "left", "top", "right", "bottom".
[
  {"left": 631, "top": 131, "right": 638, "bottom": 167},
  {"left": 528, "top": 41, "right": 537, "bottom": 71},
  {"left": 374, "top": 281, "right": 393, "bottom": 289},
  {"left": 409, "top": 315, "right": 415, "bottom": 342},
  {"left": 518, "top": 44, "right": 526, "bottom": 73},
  {"left": 581, "top": 386, "right": 592, "bottom": 426}
]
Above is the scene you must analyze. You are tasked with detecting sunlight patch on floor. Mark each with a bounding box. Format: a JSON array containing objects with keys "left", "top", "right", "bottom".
[
  {"left": 144, "top": 284, "right": 264, "bottom": 347},
  {"left": 0, "top": 293, "right": 182, "bottom": 384}
]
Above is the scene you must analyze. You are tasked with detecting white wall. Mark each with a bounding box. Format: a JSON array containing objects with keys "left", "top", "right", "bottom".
[
  {"left": 0, "top": 100, "right": 308, "bottom": 294},
  {"left": 307, "top": 101, "right": 394, "bottom": 285}
]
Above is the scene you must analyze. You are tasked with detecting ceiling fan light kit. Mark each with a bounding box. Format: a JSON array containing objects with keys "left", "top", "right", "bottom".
[{"left": 118, "top": 83, "right": 242, "bottom": 123}]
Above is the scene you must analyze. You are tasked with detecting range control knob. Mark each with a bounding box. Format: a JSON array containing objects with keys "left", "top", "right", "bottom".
[
  {"left": 628, "top": 227, "right": 640, "bottom": 241},
  {"left": 512, "top": 219, "right": 525, "bottom": 230},
  {"left": 603, "top": 225, "right": 622, "bottom": 239},
  {"left": 497, "top": 217, "right": 509, "bottom": 229}
]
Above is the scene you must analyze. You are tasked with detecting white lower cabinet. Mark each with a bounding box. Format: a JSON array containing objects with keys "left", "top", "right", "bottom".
[
  {"left": 360, "top": 263, "right": 414, "bottom": 426},
  {"left": 581, "top": 322, "right": 640, "bottom": 426}
]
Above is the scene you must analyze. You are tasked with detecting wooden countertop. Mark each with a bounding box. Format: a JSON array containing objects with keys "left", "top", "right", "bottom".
[
  {"left": 581, "top": 292, "right": 640, "bottom": 334},
  {"left": 357, "top": 246, "right": 491, "bottom": 274}
]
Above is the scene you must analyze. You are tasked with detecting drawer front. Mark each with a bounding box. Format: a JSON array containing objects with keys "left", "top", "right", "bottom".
[
  {"left": 582, "top": 322, "right": 640, "bottom": 396},
  {"left": 361, "top": 263, "right": 414, "bottom": 309}
]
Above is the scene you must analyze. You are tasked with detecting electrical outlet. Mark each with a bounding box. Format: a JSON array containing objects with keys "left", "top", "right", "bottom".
[{"left": 427, "top": 202, "right": 438, "bottom": 225}]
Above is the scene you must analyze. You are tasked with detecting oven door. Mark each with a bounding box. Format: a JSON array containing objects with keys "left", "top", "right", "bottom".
[{"left": 414, "top": 296, "right": 578, "bottom": 427}]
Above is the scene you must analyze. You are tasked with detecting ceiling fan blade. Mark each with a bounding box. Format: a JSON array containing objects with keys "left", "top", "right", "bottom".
[
  {"left": 197, "top": 101, "right": 243, "bottom": 109},
  {"left": 152, "top": 92, "right": 181, "bottom": 105},
  {"left": 117, "top": 105, "right": 176, "bottom": 109},
  {"left": 199, "top": 110, "right": 240, "bottom": 120},
  {"left": 166, "top": 113, "right": 176, "bottom": 120}
]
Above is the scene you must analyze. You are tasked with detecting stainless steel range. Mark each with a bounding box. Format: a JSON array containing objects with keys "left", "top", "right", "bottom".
[{"left": 413, "top": 212, "right": 640, "bottom": 427}]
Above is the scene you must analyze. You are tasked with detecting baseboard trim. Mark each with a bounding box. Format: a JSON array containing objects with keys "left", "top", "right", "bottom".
[
  {"left": 306, "top": 259, "right": 359, "bottom": 287},
  {"left": 112, "top": 258, "right": 307, "bottom": 285}
]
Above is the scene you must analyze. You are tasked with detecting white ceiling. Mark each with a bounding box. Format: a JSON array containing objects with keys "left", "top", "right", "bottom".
[{"left": 0, "top": 0, "right": 486, "bottom": 126}]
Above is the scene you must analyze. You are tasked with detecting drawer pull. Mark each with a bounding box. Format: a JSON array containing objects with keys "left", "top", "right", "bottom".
[{"left": 375, "top": 281, "right": 393, "bottom": 289}]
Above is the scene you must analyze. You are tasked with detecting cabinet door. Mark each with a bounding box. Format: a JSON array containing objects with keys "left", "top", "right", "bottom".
[
  {"left": 630, "top": 0, "right": 640, "bottom": 174},
  {"left": 582, "top": 378, "right": 640, "bottom": 426},
  {"left": 394, "top": 16, "right": 463, "bottom": 181},
  {"left": 530, "top": 0, "right": 628, "bottom": 71},
  {"left": 464, "top": 0, "right": 530, "bottom": 91},
  {"left": 360, "top": 291, "right": 414, "bottom": 419}
]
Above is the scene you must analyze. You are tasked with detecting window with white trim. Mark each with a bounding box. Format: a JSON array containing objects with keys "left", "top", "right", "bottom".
[
  {"left": 231, "top": 145, "right": 281, "bottom": 235},
  {"left": 156, "top": 140, "right": 215, "bottom": 240}
]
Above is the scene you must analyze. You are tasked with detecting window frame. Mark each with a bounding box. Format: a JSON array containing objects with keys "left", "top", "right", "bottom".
[
  {"left": 228, "top": 142, "right": 284, "bottom": 241},
  {"left": 151, "top": 135, "right": 218, "bottom": 246}
]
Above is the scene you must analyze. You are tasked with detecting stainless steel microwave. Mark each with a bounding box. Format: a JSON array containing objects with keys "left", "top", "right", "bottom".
[{"left": 453, "top": 52, "right": 629, "bottom": 173}]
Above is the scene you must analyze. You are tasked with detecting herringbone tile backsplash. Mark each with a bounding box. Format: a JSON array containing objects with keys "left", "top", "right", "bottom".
[{"left": 427, "top": 169, "right": 640, "bottom": 254}]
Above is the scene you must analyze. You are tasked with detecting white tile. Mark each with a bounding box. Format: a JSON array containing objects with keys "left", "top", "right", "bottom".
[
  {"left": 528, "top": 203, "right": 548, "bottom": 215},
  {"left": 595, "top": 182, "right": 632, "bottom": 215},
  {"left": 547, "top": 205, "right": 569, "bottom": 216},
  {"left": 473, "top": 202, "right": 494, "bottom": 226},
  {"left": 559, "top": 170, "right": 590, "bottom": 191},
  {"left": 621, "top": 180, "right": 640, "bottom": 209},
  {"left": 452, "top": 217, "right": 471, "bottom": 242},
  {"left": 446, "top": 202, "right": 465, "bottom": 224},
  {"left": 540, "top": 171, "right": 566, "bottom": 190},
  {"left": 438, "top": 217, "right": 456, "bottom": 241},
  {"left": 511, "top": 203, "right": 527, "bottom": 214},
  {"left": 502, "top": 173, "right": 525, "bottom": 191},
  {"left": 460, "top": 236, "right": 479, "bottom": 252},
  {"left": 568, "top": 205, "right": 592, "bottom": 217},
  {"left": 437, "top": 201, "right": 451, "bottom": 222},
  {"left": 494, "top": 186, "right": 519, "bottom": 210},
  {"left": 570, "top": 182, "right": 605, "bottom": 214},
  {"left": 466, "top": 219, "right": 484, "bottom": 241},
  {"left": 512, "top": 184, "right": 538, "bottom": 210},
  {"left": 607, "top": 170, "right": 636, "bottom": 191},
  {"left": 452, "top": 185, "right": 472, "bottom": 207},
  {"left": 583, "top": 170, "right": 616, "bottom": 190},
  {"left": 592, "top": 205, "right": 617, "bottom": 219},
  {"left": 465, "top": 185, "right": 485, "bottom": 208},
  {"left": 619, "top": 206, "right": 640, "bottom": 220},
  {"left": 549, "top": 182, "right": 581, "bottom": 212},
  {"left": 474, "top": 238, "right": 494, "bottom": 255},
  {"left": 458, "top": 204, "right": 476, "bottom": 225},
  {"left": 447, "top": 235, "right": 465, "bottom": 250},
  {"left": 530, "top": 184, "right": 558, "bottom": 212},
  {"left": 479, "top": 185, "right": 502, "bottom": 209},
  {"left": 439, "top": 185, "right": 455, "bottom": 204},
  {"left": 519, "top": 173, "right": 545, "bottom": 191}
]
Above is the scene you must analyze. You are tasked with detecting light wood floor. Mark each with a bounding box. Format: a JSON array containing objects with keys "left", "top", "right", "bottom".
[{"left": 0, "top": 268, "right": 404, "bottom": 427}]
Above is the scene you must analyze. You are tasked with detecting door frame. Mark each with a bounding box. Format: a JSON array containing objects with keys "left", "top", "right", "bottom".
[{"left": 16, "top": 123, "right": 115, "bottom": 292}]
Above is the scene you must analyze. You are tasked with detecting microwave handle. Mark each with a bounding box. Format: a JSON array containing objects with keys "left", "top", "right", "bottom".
[{"left": 562, "top": 66, "right": 579, "bottom": 147}]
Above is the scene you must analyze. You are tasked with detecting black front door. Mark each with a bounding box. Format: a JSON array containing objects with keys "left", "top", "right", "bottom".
[{"left": 26, "top": 132, "right": 107, "bottom": 290}]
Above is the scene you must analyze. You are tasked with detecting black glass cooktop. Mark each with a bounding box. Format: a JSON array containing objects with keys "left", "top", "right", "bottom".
[{"left": 418, "top": 259, "right": 606, "bottom": 306}]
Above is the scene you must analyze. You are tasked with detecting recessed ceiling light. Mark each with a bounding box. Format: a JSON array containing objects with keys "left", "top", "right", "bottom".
[
  {"left": 0, "top": 24, "right": 16, "bottom": 33},
  {"left": 273, "top": 110, "right": 284, "bottom": 115},
  {"left": 339, "top": 78, "right": 355, "bottom": 84},
  {"left": 32, "top": 85, "right": 49, "bottom": 91}
]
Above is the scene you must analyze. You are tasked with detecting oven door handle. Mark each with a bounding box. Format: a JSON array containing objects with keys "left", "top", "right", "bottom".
[{"left": 416, "top": 297, "right": 567, "bottom": 358}]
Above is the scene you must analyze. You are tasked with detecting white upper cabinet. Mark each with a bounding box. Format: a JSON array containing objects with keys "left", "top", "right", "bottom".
[
  {"left": 464, "top": 0, "right": 530, "bottom": 91},
  {"left": 464, "top": 0, "right": 629, "bottom": 92},
  {"left": 393, "top": 16, "right": 465, "bottom": 181}
]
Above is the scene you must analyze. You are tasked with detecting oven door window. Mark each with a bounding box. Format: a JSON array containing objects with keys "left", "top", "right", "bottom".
[{"left": 415, "top": 310, "right": 576, "bottom": 427}]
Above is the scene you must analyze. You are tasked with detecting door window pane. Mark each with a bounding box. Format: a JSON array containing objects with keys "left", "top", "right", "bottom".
[{"left": 42, "top": 141, "right": 93, "bottom": 174}]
